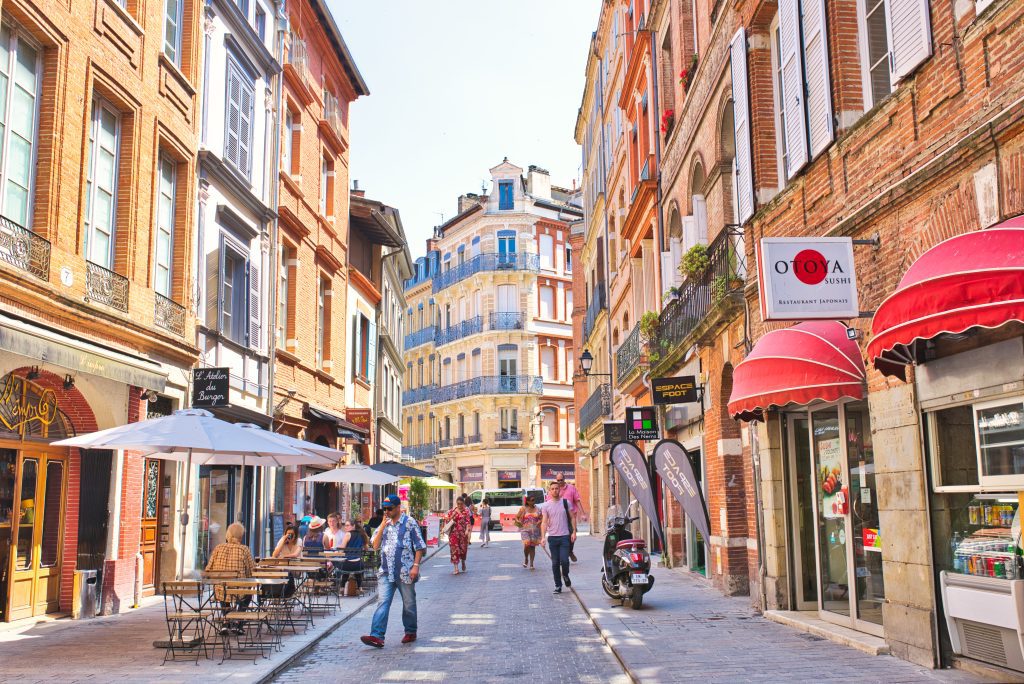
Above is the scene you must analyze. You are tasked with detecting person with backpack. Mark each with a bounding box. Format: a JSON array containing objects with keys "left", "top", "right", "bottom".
[{"left": 540, "top": 481, "right": 576, "bottom": 594}]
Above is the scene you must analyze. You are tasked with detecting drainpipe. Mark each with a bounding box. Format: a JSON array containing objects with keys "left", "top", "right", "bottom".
[
  {"left": 597, "top": 40, "right": 616, "bottom": 518},
  {"left": 647, "top": 24, "right": 666, "bottom": 299}
]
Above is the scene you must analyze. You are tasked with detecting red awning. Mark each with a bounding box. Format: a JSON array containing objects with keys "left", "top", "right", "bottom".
[
  {"left": 868, "top": 220, "right": 1024, "bottom": 379},
  {"left": 728, "top": 321, "right": 865, "bottom": 422}
]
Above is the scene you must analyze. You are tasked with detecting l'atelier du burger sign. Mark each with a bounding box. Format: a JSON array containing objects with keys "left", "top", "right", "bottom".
[{"left": 758, "top": 237, "right": 859, "bottom": 321}]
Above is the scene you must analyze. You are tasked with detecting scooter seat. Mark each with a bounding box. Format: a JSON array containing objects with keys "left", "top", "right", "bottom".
[{"left": 616, "top": 539, "right": 646, "bottom": 550}]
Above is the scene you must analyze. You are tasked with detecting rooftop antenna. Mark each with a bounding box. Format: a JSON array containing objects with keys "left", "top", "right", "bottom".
[{"left": 481, "top": 180, "right": 486, "bottom": 194}]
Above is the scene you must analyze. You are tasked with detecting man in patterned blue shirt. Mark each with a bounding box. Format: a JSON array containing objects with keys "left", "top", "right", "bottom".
[{"left": 361, "top": 494, "right": 426, "bottom": 648}]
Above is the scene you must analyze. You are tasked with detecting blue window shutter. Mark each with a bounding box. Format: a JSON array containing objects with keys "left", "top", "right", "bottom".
[{"left": 367, "top": 320, "right": 377, "bottom": 382}]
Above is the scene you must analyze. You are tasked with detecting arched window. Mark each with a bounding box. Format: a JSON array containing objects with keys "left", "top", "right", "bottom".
[
  {"left": 690, "top": 159, "right": 708, "bottom": 247},
  {"left": 719, "top": 100, "right": 737, "bottom": 224}
]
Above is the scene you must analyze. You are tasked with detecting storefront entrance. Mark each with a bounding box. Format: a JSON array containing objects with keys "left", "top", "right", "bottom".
[
  {"left": 685, "top": 449, "right": 706, "bottom": 576},
  {"left": 139, "top": 459, "right": 161, "bottom": 596},
  {"left": 787, "top": 401, "right": 885, "bottom": 636}
]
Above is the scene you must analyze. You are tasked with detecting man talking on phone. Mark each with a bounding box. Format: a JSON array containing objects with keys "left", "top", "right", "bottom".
[{"left": 360, "top": 494, "right": 426, "bottom": 648}]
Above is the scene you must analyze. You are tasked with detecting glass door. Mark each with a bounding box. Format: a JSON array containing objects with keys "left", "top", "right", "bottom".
[
  {"left": 845, "top": 403, "right": 885, "bottom": 630},
  {"left": 787, "top": 416, "right": 817, "bottom": 610},
  {"left": 811, "top": 409, "right": 850, "bottom": 619}
]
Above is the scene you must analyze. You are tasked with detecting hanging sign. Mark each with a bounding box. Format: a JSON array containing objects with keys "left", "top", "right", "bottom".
[
  {"left": 604, "top": 422, "right": 628, "bottom": 445},
  {"left": 758, "top": 237, "right": 859, "bottom": 321},
  {"left": 192, "top": 367, "right": 229, "bottom": 407},
  {"left": 651, "top": 376, "right": 699, "bottom": 405},
  {"left": 625, "top": 406, "right": 659, "bottom": 441},
  {"left": 653, "top": 440, "right": 711, "bottom": 544},
  {"left": 345, "top": 408, "right": 372, "bottom": 432},
  {"left": 610, "top": 442, "right": 663, "bottom": 545}
]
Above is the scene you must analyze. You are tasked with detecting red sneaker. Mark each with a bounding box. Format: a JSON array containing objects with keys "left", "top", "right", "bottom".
[
  {"left": 401, "top": 633, "right": 417, "bottom": 644},
  {"left": 360, "top": 635, "right": 384, "bottom": 648}
]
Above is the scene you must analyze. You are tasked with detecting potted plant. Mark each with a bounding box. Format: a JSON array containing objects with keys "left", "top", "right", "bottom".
[
  {"left": 407, "top": 477, "right": 431, "bottom": 541},
  {"left": 639, "top": 311, "right": 662, "bottom": 363},
  {"left": 679, "top": 53, "right": 698, "bottom": 94},
  {"left": 680, "top": 244, "right": 710, "bottom": 280},
  {"left": 660, "top": 108, "right": 675, "bottom": 135}
]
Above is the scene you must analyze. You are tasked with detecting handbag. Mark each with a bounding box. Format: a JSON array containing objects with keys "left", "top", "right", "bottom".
[{"left": 441, "top": 519, "right": 455, "bottom": 537}]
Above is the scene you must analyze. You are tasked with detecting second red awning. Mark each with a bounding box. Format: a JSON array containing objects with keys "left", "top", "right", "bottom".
[{"left": 728, "top": 321, "right": 866, "bottom": 422}]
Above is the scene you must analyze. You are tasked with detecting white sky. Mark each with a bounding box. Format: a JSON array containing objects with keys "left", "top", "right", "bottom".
[{"left": 330, "top": 0, "right": 598, "bottom": 257}]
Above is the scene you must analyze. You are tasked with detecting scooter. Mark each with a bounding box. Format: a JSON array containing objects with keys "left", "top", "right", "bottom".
[{"left": 600, "top": 501, "right": 654, "bottom": 609}]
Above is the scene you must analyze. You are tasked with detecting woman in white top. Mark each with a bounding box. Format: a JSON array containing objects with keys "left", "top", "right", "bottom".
[{"left": 478, "top": 499, "right": 492, "bottom": 547}]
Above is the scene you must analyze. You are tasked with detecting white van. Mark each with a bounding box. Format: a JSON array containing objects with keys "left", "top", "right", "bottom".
[{"left": 470, "top": 488, "right": 545, "bottom": 530}]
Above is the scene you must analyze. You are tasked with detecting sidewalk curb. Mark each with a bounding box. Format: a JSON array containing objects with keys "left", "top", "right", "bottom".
[
  {"left": 257, "top": 543, "right": 447, "bottom": 684},
  {"left": 541, "top": 543, "right": 638, "bottom": 684}
]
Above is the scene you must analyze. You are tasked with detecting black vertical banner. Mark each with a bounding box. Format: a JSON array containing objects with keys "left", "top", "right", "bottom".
[
  {"left": 653, "top": 439, "right": 711, "bottom": 544},
  {"left": 610, "top": 442, "right": 664, "bottom": 545}
]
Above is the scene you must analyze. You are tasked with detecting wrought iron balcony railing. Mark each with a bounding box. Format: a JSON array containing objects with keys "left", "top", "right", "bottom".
[
  {"left": 402, "top": 444, "right": 438, "bottom": 460},
  {"left": 467, "top": 433, "right": 482, "bottom": 444},
  {"left": 432, "top": 375, "right": 543, "bottom": 404},
  {"left": 580, "top": 383, "right": 611, "bottom": 431},
  {"left": 0, "top": 216, "right": 50, "bottom": 281},
  {"left": 489, "top": 311, "right": 525, "bottom": 331},
  {"left": 438, "top": 438, "right": 453, "bottom": 449},
  {"left": 86, "top": 261, "right": 129, "bottom": 312},
  {"left": 615, "top": 322, "right": 643, "bottom": 384},
  {"left": 453, "top": 435, "right": 466, "bottom": 446},
  {"left": 432, "top": 252, "right": 540, "bottom": 293},
  {"left": 404, "top": 326, "right": 435, "bottom": 350},
  {"left": 323, "top": 91, "right": 345, "bottom": 140},
  {"left": 436, "top": 316, "right": 483, "bottom": 346},
  {"left": 495, "top": 429, "right": 522, "bottom": 442},
  {"left": 154, "top": 293, "right": 185, "bottom": 336},
  {"left": 652, "top": 230, "right": 745, "bottom": 363},
  {"left": 402, "top": 384, "right": 436, "bottom": 406},
  {"left": 583, "top": 286, "right": 607, "bottom": 342}
]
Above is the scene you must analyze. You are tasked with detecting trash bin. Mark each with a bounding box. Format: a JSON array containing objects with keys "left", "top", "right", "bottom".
[{"left": 72, "top": 569, "right": 98, "bottom": 619}]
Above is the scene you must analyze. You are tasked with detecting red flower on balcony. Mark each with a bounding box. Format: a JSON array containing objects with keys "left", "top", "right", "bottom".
[
  {"left": 660, "top": 108, "right": 675, "bottom": 135},
  {"left": 679, "top": 53, "right": 698, "bottom": 94}
]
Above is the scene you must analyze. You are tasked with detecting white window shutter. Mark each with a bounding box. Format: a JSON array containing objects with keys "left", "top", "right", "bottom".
[
  {"left": 885, "top": 0, "right": 932, "bottom": 84},
  {"left": 802, "top": 0, "right": 834, "bottom": 158},
  {"left": 779, "top": 0, "right": 809, "bottom": 178},
  {"left": 247, "top": 259, "right": 261, "bottom": 351},
  {"left": 660, "top": 252, "right": 675, "bottom": 296},
  {"left": 683, "top": 215, "right": 698, "bottom": 252},
  {"left": 693, "top": 195, "right": 709, "bottom": 244},
  {"left": 730, "top": 28, "right": 755, "bottom": 224}
]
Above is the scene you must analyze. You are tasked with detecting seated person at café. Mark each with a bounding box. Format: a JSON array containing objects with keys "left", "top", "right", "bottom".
[
  {"left": 323, "top": 512, "right": 344, "bottom": 550},
  {"left": 303, "top": 516, "right": 327, "bottom": 556},
  {"left": 205, "top": 522, "right": 256, "bottom": 635},
  {"left": 338, "top": 519, "right": 368, "bottom": 595},
  {"left": 272, "top": 523, "right": 302, "bottom": 559}
]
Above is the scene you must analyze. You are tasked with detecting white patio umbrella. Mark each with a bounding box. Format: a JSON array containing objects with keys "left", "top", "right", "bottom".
[
  {"left": 299, "top": 465, "right": 399, "bottom": 486},
  {"left": 53, "top": 409, "right": 335, "bottom": 578}
]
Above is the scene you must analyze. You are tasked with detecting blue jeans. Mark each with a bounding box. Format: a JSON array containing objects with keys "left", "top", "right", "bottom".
[
  {"left": 370, "top": 578, "right": 417, "bottom": 639},
  {"left": 548, "top": 535, "right": 571, "bottom": 588}
]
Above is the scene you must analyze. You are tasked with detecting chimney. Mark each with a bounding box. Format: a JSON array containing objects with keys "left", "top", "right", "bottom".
[
  {"left": 352, "top": 179, "right": 365, "bottom": 198},
  {"left": 457, "top": 193, "right": 481, "bottom": 214},
  {"left": 526, "top": 165, "right": 551, "bottom": 200}
]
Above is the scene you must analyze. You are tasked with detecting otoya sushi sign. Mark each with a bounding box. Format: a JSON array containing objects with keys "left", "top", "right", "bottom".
[{"left": 758, "top": 238, "right": 859, "bottom": 321}]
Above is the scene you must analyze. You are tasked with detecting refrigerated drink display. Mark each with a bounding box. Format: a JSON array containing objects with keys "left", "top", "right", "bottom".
[{"left": 951, "top": 496, "right": 1020, "bottom": 580}]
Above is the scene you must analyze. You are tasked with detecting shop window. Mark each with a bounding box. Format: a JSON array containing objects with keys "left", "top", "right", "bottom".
[
  {"left": 926, "top": 397, "right": 1024, "bottom": 489},
  {"left": 975, "top": 398, "right": 1024, "bottom": 484},
  {"left": 926, "top": 405, "right": 980, "bottom": 489}
]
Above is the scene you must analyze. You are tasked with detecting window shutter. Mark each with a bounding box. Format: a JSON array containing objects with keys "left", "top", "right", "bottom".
[
  {"left": 367, "top": 320, "right": 377, "bottom": 382},
  {"left": 225, "top": 65, "right": 241, "bottom": 170},
  {"left": 248, "top": 259, "right": 261, "bottom": 350},
  {"left": 885, "top": 0, "right": 932, "bottom": 84},
  {"left": 802, "top": 0, "right": 834, "bottom": 158},
  {"left": 730, "top": 28, "right": 755, "bottom": 224},
  {"left": 238, "top": 81, "right": 253, "bottom": 179},
  {"left": 693, "top": 195, "right": 709, "bottom": 244},
  {"left": 682, "top": 215, "right": 698, "bottom": 252},
  {"left": 206, "top": 244, "right": 221, "bottom": 330},
  {"left": 779, "top": 0, "right": 809, "bottom": 178},
  {"left": 660, "top": 252, "right": 675, "bottom": 297},
  {"left": 352, "top": 315, "right": 361, "bottom": 380}
]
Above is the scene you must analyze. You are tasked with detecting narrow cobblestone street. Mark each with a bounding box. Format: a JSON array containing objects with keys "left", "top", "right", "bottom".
[{"left": 273, "top": 533, "right": 629, "bottom": 683}]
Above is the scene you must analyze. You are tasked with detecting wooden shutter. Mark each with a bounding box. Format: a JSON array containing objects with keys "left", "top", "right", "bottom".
[
  {"left": 802, "top": 0, "right": 834, "bottom": 158},
  {"left": 247, "top": 259, "right": 260, "bottom": 350},
  {"left": 225, "top": 65, "right": 241, "bottom": 171},
  {"left": 205, "top": 245, "right": 221, "bottom": 330},
  {"left": 366, "top": 320, "right": 377, "bottom": 383},
  {"left": 779, "top": 0, "right": 809, "bottom": 178},
  {"left": 237, "top": 80, "right": 253, "bottom": 179},
  {"left": 885, "top": 0, "right": 932, "bottom": 83},
  {"left": 683, "top": 215, "right": 698, "bottom": 252},
  {"left": 693, "top": 195, "right": 709, "bottom": 244},
  {"left": 660, "top": 252, "right": 675, "bottom": 297},
  {"left": 730, "top": 29, "right": 755, "bottom": 224},
  {"left": 352, "top": 315, "right": 361, "bottom": 379}
]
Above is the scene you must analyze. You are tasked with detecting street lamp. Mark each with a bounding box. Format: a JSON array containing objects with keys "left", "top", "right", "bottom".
[{"left": 579, "top": 348, "right": 611, "bottom": 378}]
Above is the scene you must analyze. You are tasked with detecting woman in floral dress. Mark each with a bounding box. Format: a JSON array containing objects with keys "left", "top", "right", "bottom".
[
  {"left": 445, "top": 497, "right": 473, "bottom": 574},
  {"left": 515, "top": 495, "right": 543, "bottom": 569}
]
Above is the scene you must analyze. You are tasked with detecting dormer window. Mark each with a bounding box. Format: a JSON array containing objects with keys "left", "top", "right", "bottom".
[{"left": 498, "top": 180, "right": 514, "bottom": 210}]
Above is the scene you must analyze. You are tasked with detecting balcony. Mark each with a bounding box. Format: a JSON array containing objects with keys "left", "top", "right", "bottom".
[
  {"left": 615, "top": 322, "right": 643, "bottom": 385},
  {"left": 467, "top": 433, "right": 482, "bottom": 444},
  {"left": 436, "top": 316, "right": 483, "bottom": 346},
  {"left": 495, "top": 429, "right": 522, "bottom": 443},
  {"left": 402, "top": 384, "right": 436, "bottom": 405},
  {"left": 0, "top": 216, "right": 50, "bottom": 281},
  {"left": 580, "top": 383, "right": 611, "bottom": 432},
  {"left": 583, "top": 286, "right": 607, "bottom": 342},
  {"left": 320, "top": 91, "right": 346, "bottom": 153},
  {"left": 432, "top": 375, "right": 543, "bottom": 405},
  {"left": 154, "top": 293, "right": 185, "bottom": 336},
  {"left": 85, "top": 261, "right": 129, "bottom": 312},
  {"left": 402, "top": 444, "right": 438, "bottom": 460},
  {"left": 438, "top": 438, "right": 453, "bottom": 449},
  {"left": 432, "top": 252, "right": 540, "bottom": 293},
  {"left": 489, "top": 311, "right": 525, "bottom": 331},
  {"left": 404, "top": 326, "right": 435, "bottom": 350},
  {"left": 651, "top": 230, "right": 746, "bottom": 374},
  {"left": 453, "top": 435, "right": 466, "bottom": 446},
  {"left": 282, "top": 33, "right": 315, "bottom": 104}
]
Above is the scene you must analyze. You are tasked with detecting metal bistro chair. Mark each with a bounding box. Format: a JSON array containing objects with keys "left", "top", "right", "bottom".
[
  {"left": 361, "top": 549, "right": 380, "bottom": 592},
  {"left": 200, "top": 570, "right": 243, "bottom": 657},
  {"left": 220, "top": 581, "right": 273, "bottom": 663},
  {"left": 161, "top": 581, "right": 207, "bottom": 664},
  {"left": 252, "top": 570, "right": 294, "bottom": 649}
]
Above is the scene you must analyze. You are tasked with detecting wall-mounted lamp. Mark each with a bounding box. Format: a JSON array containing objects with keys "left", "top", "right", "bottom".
[
  {"left": 26, "top": 366, "right": 40, "bottom": 380},
  {"left": 579, "top": 349, "right": 612, "bottom": 378},
  {"left": 63, "top": 374, "right": 75, "bottom": 390},
  {"left": 141, "top": 389, "right": 160, "bottom": 404}
]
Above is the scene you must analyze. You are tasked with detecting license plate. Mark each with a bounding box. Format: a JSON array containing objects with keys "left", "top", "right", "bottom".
[{"left": 631, "top": 574, "right": 648, "bottom": 584}]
